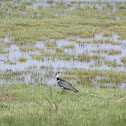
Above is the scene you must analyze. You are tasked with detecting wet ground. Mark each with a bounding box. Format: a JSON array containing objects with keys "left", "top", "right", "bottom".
[
  {"left": 0, "top": 0, "right": 126, "bottom": 12},
  {"left": 0, "top": 0, "right": 126, "bottom": 88},
  {"left": 0, "top": 31, "right": 126, "bottom": 88}
]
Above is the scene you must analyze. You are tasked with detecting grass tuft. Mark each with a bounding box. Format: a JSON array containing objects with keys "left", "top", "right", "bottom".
[
  {"left": 77, "top": 54, "right": 102, "bottom": 62},
  {"left": 45, "top": 41, "right": 57, "bottom": 49},
  {"left": 62, "top": 44, "right": 75, "bottom": 49},
  {"left": 0, "top": 47, "right": 9, "bottom": 54},
  {"left": 121, "top": 57, "right": 126, "bottom": 64},
  {"left": 109, "top": 49, "right": 122, "bottom": 55},
  {"left": 78, "top": 39, "right": 122, "bottom": 45},
  {"left": 18, "top": 57, "right": 27, "bottom": 62},
  {"left": 103, "top": 32, "right": 112, "bottom": 37},
  {"left": 30, "top": 54, "right": 44, "bottom": 61},
  {"left": 104, "top": 60, "right": 118, "bottom": 67}
]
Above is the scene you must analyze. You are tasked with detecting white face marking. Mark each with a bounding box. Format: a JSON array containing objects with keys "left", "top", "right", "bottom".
[
  {"left": 56, "top": 74, "right": 59, "bottom": 78},
  {"left": 56, "top": 73, "right": 60, "bottom": 78}
]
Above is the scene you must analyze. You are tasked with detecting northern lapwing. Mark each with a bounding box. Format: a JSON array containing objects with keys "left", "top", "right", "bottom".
[{"left": 55, "top": 72, "right": 79, "bottom": 93}]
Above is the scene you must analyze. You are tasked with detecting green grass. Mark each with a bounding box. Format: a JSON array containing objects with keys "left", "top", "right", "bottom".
[
  {"left": 55, "top": 53, "right": 75, "bottom": 61},
  {"left": 30, "top": 54, "right": 44, "bottom": 61},
  {"left": 104, "top": 60, "right": 118, "bottom": 68},
  {"left": 22, "top": 1, "right": 33, "bottom": 6},
  {"left": 0, "top": 47, "right": 9, "bottom": 54},
  {"left": 68, "top": 38, "right": 78, "bottom": 41},
  {"left": 5, "top": 59, "right": 16, "bottom": 65},
  {"left": 109, "top": 49, "right": 122, "bottom": 55},
  {"left": 92, "top": 49, "right": 122, "bottom": 55},
  {"left": 56, "top": 48, "right": 64, "bottom": 53},
  {"left": 103, "top": 32, "right": 112, "bottom": 37},
  {"left": 0, "top": 2, "right": 126, "bottom": 43},
  {"left": 92, "top": 49, "right": 108, "bottom": 54},
  {"left": 78, "top": 39, "right": 122, "bottom": 45},
  {"left": 20, "top": 47, "right": 34, "bottom": 52},
  {"left": 0, "top": 84, "right": 126, "bottom": 126},
  {"left": 62, "top": 44, "right": 75, "bottom": 49},
  {"left": 30, "top": 49, "right": 74, "bottom": 61},
  {"left": 121, "top": 57, "right": 126, "bottom": 64},
  {"left": 77, "top": 53, "right": 103, "bottom": 62},
  {"left": 45, "top": 41, "right": 57, "bottom": 49},
  {"left": 62, "top": 69, "right": 126, "bottom": 86},
  {"left": 0, "top": 2, "right": 126, "bottom": 125}
]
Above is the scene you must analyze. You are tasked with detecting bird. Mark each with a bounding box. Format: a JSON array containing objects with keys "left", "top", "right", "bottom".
[{"left": 55, "top": 72, "right": 79, "bottom": 93}]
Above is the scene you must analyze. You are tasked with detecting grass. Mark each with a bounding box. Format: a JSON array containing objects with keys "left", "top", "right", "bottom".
[
  {"left": 55, "top": 53, "right": 75, "bottom": 61},
  {"left": 92, "top": 49, "right": 122, "bottom": 55},
  {"left": 109, "top": 49, "right": 122, "bottom": 55},
  {"left": 78, "top": 39, "right": 122, "bottom": 45},
  {"left": 0, "top": 47, "right": 9, "bottom": 54},
  {"left": 20, "top": 47, "right": 34, "bottom": 52},
  {"left": 121, "top": 57, "right": 126, "bottom": 64},
  {"left": 30, "top": 50, "right": 74, "bottom": 61},
  {"left": 68, "top": 38, "right": 77, "bottom": 41},
  {"left": 104, "top": 60, "right": 118, "bottom": 68},
  {"left": 0, "top": 84, "right": 126, "bottom": 126},
  {"left": 22, "top": 1, "right": 33, "bottom": 6},
  {"left": 92, "top": 49, "right": 122, "bottom": 56},
  {"left": 0, "top": 1, "right": 126, "bottom": 42},
  {"left": 18, "top": 57, "right": 27, "bottom": 62},
  {"left": 56, "top": 48, "right": 64, "bottom": 53},
  {"left": 5, "top": 59, "right": 16, "bottom": 65},
  {"left": 92, "top": 49, "right": 108, "bottom": 54},
  {"left": 45, "top": 41, "right": 57, "bottom": 49},
  {"left": 30, "top": 54, "right": 44, "bottom": 61},
  {"left": 0, "top": 1, "right": 126, "bottom": 125},
  {"left": 35, "top": 48, "right": 47, "bottom": 53},
  {"left": 107, "top": 25, "right": 126, "bottom": 40},
  {"left": 35, "top": 46, "right": 75, "bottom": 61},
  {"left": 103, "top": 32, "right": 112, "bottom": 37},
  {"left": 47, "top": 0, "right": 54, "bottom": 4},
  {"left": 77, "top": 53, "right": 102, "bottom": 62},
  {"left": 62, "top": 44, "right": 75, "bottom": 49},
  {"left": 62, "top": 69, "right": 126, "bottom": 87}
]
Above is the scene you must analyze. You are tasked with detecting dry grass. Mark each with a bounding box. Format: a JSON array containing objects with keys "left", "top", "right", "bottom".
[{"left": 18, "top": 57, "right": 27, "bottom": 62}]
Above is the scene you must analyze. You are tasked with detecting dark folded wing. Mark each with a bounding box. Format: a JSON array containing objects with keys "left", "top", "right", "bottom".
[
  {"left": 58, "top": 77, "right": 76, "bottom": 90},
  {"left": 58, "top": 77, "right": 72, "bottom": 85}
]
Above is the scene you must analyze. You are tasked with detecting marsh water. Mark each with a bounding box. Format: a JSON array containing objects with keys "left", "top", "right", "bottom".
[
  {"left": 0, "top": 0, "right": 126, "bottom": 88},
  {"left": 1, "top": 32, "right": 126, "bottom": 88}
]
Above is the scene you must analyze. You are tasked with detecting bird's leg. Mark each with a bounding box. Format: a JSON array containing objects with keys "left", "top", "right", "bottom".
[{"left": 61, "top": 88, "right": 65, "bottom": 94}]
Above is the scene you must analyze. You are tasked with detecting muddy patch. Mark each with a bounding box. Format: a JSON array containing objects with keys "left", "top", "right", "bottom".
[{"left": 0, "top": 94, "right": 18, "bottom": 101}]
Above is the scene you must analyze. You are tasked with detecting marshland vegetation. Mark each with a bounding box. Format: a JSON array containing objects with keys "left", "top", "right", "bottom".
[{"left": 0, "top": 0, "right": 126, "bottom": 125}]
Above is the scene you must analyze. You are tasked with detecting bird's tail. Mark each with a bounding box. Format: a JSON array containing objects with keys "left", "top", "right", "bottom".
[{"left": 74, "top": 89, "right": 79, "bottom": 93}]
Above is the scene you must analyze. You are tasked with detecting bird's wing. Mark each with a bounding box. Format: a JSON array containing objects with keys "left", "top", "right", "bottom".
[
  {"left": 59, "top": 77, "right": 72, "bottom": 85},
  {"left": 58, "top": 77, "right": 76, "bottom": 90}
]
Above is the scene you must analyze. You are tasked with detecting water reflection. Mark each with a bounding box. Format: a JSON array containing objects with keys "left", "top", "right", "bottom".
[{"left": 0, "top": 31, "right": 126, "bottom": 88}]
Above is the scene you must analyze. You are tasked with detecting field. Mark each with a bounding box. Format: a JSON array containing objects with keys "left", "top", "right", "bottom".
[
  {"left": 0, "top": 0, "right": 126, "bottom": 125},
  {"left": 0, "top": 84, "right": 126, "bottom": 126}
]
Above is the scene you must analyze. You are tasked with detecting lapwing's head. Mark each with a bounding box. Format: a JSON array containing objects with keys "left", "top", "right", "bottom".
[{"left": 55, "top": 72, "right": 60, "bottom": 78}]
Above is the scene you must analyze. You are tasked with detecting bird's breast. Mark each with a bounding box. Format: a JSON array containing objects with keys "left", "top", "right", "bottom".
[{"left": 57, "top": 80, "right": 64, "bottom": 87}]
